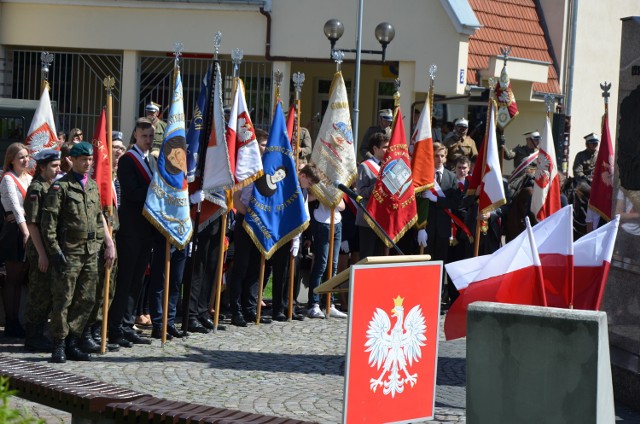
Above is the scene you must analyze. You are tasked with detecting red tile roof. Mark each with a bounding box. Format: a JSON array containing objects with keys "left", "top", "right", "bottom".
[{"left": 467, "top": 0, "right": 561, "bottom": 94}]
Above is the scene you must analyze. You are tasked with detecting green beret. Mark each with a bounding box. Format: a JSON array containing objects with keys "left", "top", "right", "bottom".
[{"left": 70, "top": 141, "right": 93, "bottom": 157}]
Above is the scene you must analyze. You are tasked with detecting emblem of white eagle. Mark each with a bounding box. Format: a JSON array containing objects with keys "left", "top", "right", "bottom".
[{"left": 364, "top": 296, "right": 427, "bottom": 398}]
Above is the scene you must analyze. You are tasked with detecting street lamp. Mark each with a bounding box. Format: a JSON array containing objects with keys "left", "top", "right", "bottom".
[{"left": 323, "top": 19, "right": 395, "bottom": 62}]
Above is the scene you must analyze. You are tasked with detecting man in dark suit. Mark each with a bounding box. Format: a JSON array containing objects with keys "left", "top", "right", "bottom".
[
  {"left": 108, "top": 118, "right": 157, "bottom": 347},
  {"left": 425, "top": 142, "right": 462, "bottom": 306}
]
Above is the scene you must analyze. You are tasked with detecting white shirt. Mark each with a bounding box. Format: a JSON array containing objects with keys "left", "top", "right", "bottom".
[
  {"left": 313, "top": 202, "right": 342, "bottom": 225},
  {"left": 0, "top": 171, "right": 32, "bottom": 225}
]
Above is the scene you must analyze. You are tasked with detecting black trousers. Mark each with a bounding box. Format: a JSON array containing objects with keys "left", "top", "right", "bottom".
[
  {"left": 188, "top": 218, "right": 221, "bottom": 320},
  {"left": 227, "top": 214, "right": 261, "bottom": 317}
]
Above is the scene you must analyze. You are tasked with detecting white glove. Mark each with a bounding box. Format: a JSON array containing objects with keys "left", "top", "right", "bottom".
[
  {"left": 189, "top": 190, "right": 205, "bottom": 204},
  {"left": 291, "top": 236, "right": 300, "bottom": 257},
  {"left": 340, "top": 240, "right": 350, "bottom": 254},
  {"left": 417, "top": 229, "right": 428, "bottom": 247}
]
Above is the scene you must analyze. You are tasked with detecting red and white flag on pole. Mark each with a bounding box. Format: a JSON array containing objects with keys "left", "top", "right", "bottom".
[
  {"left": 91, "top": 108, "right": 115, "bottom": 208},
  {"left": 478, "top": 102, "right": 506, "bottom": 213},
  {"left": 410, "top": 98, "right": 434, "bottom": 194},
  {"left": 24, "top": 87, "right": 58, "bottom": 172},
  {"left": 573, "top": 215, "right": 620, "bottom": 310},
  {"left": 530, "top": 116, "right": 561, "bottom": 221},
  {"left": 444, "top": 218, "right": 546, "bottom": 340},
  {"left": 225, "top": 79, "right": 263, "bottom": 190},
  {"left": 532, "top": 205, "right": 574, "bottom": 308},
  {"left": 588, "top": 114, "right": 614, "bottom": 221}
]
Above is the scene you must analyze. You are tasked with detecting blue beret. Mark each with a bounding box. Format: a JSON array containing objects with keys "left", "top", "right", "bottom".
[
  {"left": 70, "top": 142, "right": 93, "bottom": 157},
  {"left": 33, "top": 148, "right": 61, "bottom": 163}
]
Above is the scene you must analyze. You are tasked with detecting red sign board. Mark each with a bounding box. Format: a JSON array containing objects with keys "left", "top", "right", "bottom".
[{"left": 343, "top": 261, "right": 442, "bottom": 423}]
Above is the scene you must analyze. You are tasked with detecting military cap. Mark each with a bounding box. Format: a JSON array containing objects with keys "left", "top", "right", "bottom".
[
  {"left": 584, "top": 133, "right": 600, "bottom": 143},
  {"left": 145, "top": 102, "right": 160, "bottom": 113},
  {"left": 33, "top": 148, "right": 61, "bottom": 163},
  {"left": 455, "top": 118, "right": 469, "bottom": 127},
  {"left": 69, "top": 141, "right": 93, "bottom": 157},
  {"left": 523, "top": 130, "right": 541, "bottom": 140},
  {"left": 379, "top": 109, "right": 393, "bottom": 121},
  {"left": 112, "top": 131, "right": 123, "bottom": 141}
]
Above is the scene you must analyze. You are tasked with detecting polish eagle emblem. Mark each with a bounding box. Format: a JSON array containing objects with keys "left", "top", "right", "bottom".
[
  {"left": 534, "top": 150, "right": 553, "bottom": 188},
  {"left": 364, "top": 296, "right": 427, "bottom": 398}
]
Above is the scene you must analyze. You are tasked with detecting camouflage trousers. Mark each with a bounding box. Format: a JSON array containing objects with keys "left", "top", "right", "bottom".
[
  {"left": 88, "top": 239, "right": 118, "bottom": 326},
  {"left": 50, "top": 251, "right": 98, "bottom": 340},
  {"left": 25, "top": 247, "right": 52, "bottom": 327}
]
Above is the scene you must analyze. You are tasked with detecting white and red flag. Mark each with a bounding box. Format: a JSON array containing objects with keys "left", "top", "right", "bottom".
[
  {"left": 588, "top": 114, "right": 615, "bottom": 221},
  {"left": 530, "top": 116, "right": 561, "bottom": 221},
  {"left": 410, "top": 98, "right": 434, "bottom": 194},
  {"left": 225, "top": 78, "right": 263, "bottom": 190},
  {"left": 572, "top": 215, "right": 620, "bottom": 310},
  {"left": 532, "top": 205, "right": 574, "bottom": 308},
  {"left": 24, "top": 87, "right": 58, "bottom": 172},
  {"left": 444, "top": 218, "right": 546, "bottom": 340},
  {"left": 477, "top": 102, "right": 506, "bottom": 213}
]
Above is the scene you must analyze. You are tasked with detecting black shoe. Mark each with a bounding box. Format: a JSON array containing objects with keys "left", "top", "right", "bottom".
[
  {"left": 231, "top": 315, "right": 247, "bottom": 327},
  {"left": 91, "top": 324, "right": 103, "bottom": 344},
  {"left": 292, "top": 313, "right": 305, "bottom": 321},
  {"left": 51, "top": 339, "right": 66, "bottom": 363},
  {"left": 151, "top": 327, "right": 172, "bottom": 340},
  {"left": 109, "top": 336, "right": 133, "bottom": 348},
  {"left": 124, "top": 331, "right": 152, "bottom": 345},
  {"left": 188, "top": 319, "right": 210, "bottom": 334},
  {"left": 198, "top": 316, "right": 215, "bottom": 330},
  {"left": 106, "top": 343, "right": 120, "bottom": 352},
  {"left": 80, "top": 328, "right": 101, "bottom": 353},
  {"left": 65, "top": 335, "right": 91, "bottom": 361},
  {"left": 167, "top": 325, "right": 183, "bottom": 338},
  {"left": 273, "top": 312, "right": 287, "bottom": 322},
  {"left": 245, "top": 314, "right": 272, "bottom": 324}
]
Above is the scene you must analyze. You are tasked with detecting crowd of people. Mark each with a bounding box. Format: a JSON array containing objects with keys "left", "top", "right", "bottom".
[{"left": 0, "top": 100, "right": 608, "bottom": 363}]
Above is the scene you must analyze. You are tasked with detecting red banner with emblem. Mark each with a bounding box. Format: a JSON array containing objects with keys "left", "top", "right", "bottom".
[{"left": 344, "top": 261, "right": 442, "bottom": 423}]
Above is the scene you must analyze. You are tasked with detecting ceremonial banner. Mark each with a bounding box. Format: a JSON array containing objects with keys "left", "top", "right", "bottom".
[
  {"left": 344, "top": 261, "right": 442, "bottom": 423},
  {"left": 186, "top": 67, "right": 209, "bottom": 183},
  {"left": 243, "top": 103, "right": 308, "bottom": 259},
  {"left": 226, "top": 79, "right": 263, "bottom": 190},
  {"left": 309, "top": 71, "right": 357, "bottom": 208},
  {"left": 143, "top": 70, "right": 193, "bottom": 249},
  {"left": 495, "top": 63, "right": 519, "bottom": 129},
  {"left": 533, "top": 206, "right": 574, "bottom": 308},
  {"left": 530, "top": 116, "right": 561, "bottom": 221},
  {"left": 25, "top": 86, "right": 58, "bottom": 172},
  {"left": 477, "top": 102, "right": 506, "bottom": 213},
  {"left": 445, "top": 219, "right": 545, "bottom": 340},
  {"left": 202, "top": 62, "right": 234, "bottom": 202},
  {"left": 90, "top": 109, "right": 114, "bottom": 208},
  {"left": 410, "top": 98, "right": 434, "bottom": 194},
  {"left": 588, "top": 114, "right": 614, "bottom": 221},
  {"left": 573, "top": 216, "right": 619, "bottom": 310},
  {"left": 365, "top": 106, "right": 417, "bottom": 247}
]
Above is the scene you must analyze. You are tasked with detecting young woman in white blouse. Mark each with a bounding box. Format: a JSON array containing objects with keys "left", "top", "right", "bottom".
[{"left": 0, "top": 142, "right": 32, "bottom": 337}]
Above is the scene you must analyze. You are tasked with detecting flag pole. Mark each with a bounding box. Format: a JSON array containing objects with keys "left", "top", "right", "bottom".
[
  {"left": 419, "top": 65, "right": 436, "bottom": 256},
  {"left": 160, "top": 44, "right": 183, "bottom": 345},
  {"left": 212, "top": 47, "right": 243, "bottom": 331},
  {"left": 288, "top": 72, "right": 304, "bottom": 320},
  {"left": 473, "top": 79, "right": 497, "bottom": 257},
  {"left": 256, "top": 255, "right": 266, "bottom": 324},
  {"left": 100, "top": 76, "right": 115, "bottom": 354}
]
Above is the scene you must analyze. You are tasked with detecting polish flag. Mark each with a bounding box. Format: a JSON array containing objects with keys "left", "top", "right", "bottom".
[
  {"left": 477, "top": 102, "right": 506, "bottom": 214},
  {"left": 410, "top": 97, "right": 434, "bottom": 193},
  {"left": 530, "top": 116, "right": 561, "bottom": 221},
  {"left": 532, "top": 205, "right": 574, "bottom": 308},
  {"left": 444, "top": 218, "right": 546, "bottom": 340},
  {"left": 225, "top": 78, "right": 263, "bottom": 190},
  {"left": 572, "top": 215, "right": 620, "bottom": 310},
  {"left": 286, "top": 103, "right": 296, "bottom": 144},
  {"left": 24, "top": 87, "right": 58, "bottom": 172}
]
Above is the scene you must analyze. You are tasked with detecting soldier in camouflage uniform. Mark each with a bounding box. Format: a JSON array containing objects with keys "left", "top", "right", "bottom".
[
  {"left": 23, "top": 149, "right": 61, "bottom": 352},
  {"left": 146, "top": 102, "right": 167, "bottom": 156},
  {"left": 573, "top": 132, "right": 599, "bottom": 184},
  {"left": 40, "top": 142, "right": 115, "bottom": 363}
]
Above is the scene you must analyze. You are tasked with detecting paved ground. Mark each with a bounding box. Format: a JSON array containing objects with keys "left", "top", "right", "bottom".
[{"left": 1, "top": 314, "right": 639, "bottom": 423}]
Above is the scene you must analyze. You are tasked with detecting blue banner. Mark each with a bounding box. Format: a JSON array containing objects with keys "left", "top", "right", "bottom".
[
  {"left": 186, "top": 66, "right": 210, "bottom": 183},
  {"left": 144, "top": 69, "right": 193, "bottom": 249},
  {"left": 243, "top": 103, "right": 309, "bottom": 259}
]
